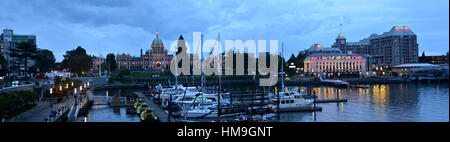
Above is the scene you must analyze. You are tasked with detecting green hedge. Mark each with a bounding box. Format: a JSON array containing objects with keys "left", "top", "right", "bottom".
[{"left": 0, "top": 90, "right": 39, "bottom": 119}]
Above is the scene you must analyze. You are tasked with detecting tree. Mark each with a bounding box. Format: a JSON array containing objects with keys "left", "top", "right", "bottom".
[
  {"left": 118, "top": 68, "right": 131, "bottom": 80},
  {"left": 106, "top": 53, "right": 117, "bottom": 73},
  {"left": 32, "top": 49, "right": 56, "bottom": 73},
  {"left": 62, "top": 46, "right": 93, "bottom": 74},
  {"left": 68, "top": 55, "right": 92, "bottom": 74},
  {"left": 0, "top": 55, "right": 8, "bottom": 76},
  {"left": 8, "top": 41, "right": 38, "bottom": 76},
  {"left": 62, "top": 46, "right": 88, "bottom": 68}
]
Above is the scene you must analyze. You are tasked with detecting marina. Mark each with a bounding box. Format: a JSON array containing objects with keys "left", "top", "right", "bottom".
[{"left": 73, "top": 81, "right": 448, "bottom": 122}]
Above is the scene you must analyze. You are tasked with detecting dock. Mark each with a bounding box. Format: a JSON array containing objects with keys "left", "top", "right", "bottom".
[
  {"left": 134, "top": 92, "right": 176, "bottom": 122},
  {"left": 316, "top": 99, "right": 348, "bottom": 103}
]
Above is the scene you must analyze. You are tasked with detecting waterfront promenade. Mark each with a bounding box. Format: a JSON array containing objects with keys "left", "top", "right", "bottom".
[{"left": 7, "top": 96, "right": 75, "bottom": 122}]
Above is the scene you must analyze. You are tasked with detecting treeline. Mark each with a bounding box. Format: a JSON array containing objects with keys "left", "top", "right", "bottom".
[{"left": 0, "top": 90, "right": 39, "bottom": 119}]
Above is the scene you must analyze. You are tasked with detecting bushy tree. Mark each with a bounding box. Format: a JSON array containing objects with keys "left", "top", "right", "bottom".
[
  {"left": 32, "top": 49, "right": 56, "bottom": 73},
  {"left": 106, "top": 53, "right": 117, "bottom": 73},
  {"left": 8, "top": 41, "right": 38, "bottom": 76},
  {"left": 62, "top": 46, "right": 93, "bottom": 74},
  {"left": 0, "top": 55, "right": 8, "bottom": 76}
]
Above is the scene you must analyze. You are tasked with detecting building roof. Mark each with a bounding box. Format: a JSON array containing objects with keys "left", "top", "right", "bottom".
[
  {"left": 393, "top": 63, "right": 438, "bottom": 68},
  {"left": 368, "top": 26, "right": 416, "bottom": 39},
  {"left": 307, "top": 44, "right": 340, "bottom": 52},
  {"left": 336, "top": 33, "right": 346, "bottom": 40},
  {"left": 152, "top": 32, "right": 163, "bottom": 45}
]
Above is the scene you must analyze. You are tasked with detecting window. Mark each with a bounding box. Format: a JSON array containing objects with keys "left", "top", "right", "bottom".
[
  {"left": 281, "top": 100, "right": 285, "bottom": 104},
  {"left": 130, "top": 97, "right": 135, "bottom": 101}
]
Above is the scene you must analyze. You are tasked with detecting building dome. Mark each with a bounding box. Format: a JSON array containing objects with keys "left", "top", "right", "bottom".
[{"left": 152, "top": 32, "right": 164, "bottom": 45}]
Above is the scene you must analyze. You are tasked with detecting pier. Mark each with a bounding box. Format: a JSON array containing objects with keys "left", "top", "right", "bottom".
[
  {"left": 316, "top": 99, "right": 348, "bottom": 103},
  {"left": 134, "top": 92, "right": 176, "bottom": 122}
]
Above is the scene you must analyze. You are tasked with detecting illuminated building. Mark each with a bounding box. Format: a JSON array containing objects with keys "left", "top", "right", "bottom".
[
  {"left": 332, "top": 26, "right": 419, "bottom": 67},
  {"left": 116, "top": 32, "right": 173, "bottom": 72},
  {"left": 116, "top": 53, "right": 145, "bottom": 71},
  {"left": 392, "top": 63, "right": 449, "bottom": 78},
  {"left": 304, "top": 44, "right": 367, "bottom": 77}
]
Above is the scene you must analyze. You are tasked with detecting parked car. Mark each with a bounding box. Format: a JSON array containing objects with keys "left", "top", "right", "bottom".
[{"left": 12, "top": 81, "right": 19, "bottom": 87}]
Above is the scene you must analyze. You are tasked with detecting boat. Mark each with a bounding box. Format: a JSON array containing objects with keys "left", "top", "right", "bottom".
[
  {"left": 319, "top": 76, "right": 349, "bottom": 87},
  {"left": 269, "top": 93, "right": 314, "bottom": 112}
]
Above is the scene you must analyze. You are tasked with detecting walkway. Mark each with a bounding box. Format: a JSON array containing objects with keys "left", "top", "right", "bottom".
[{"left": 7, "top": 96, "right": 75, "bottom": 122}]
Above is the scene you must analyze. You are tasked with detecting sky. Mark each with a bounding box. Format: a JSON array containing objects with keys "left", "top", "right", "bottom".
[{"left": 0, "top": 0, "right": 448, "bottom": 61}]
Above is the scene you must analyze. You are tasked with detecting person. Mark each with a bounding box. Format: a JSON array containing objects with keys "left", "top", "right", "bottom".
[{"left": 1, "top": 115, "right": 6, "bottom": 122}]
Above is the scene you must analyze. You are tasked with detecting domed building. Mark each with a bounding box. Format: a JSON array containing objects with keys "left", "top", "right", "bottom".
[
  {"left": 142, "top": 32, "right": 172, "bottom": 71},
  {"left": 116, "top": 32, "right": 173, "bottom": 72}
]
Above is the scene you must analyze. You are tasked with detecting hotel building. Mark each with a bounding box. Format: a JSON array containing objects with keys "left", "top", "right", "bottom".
[
  {"left": 332, "top": 26, "right": 419, "bottom": 67},
  {"left": 304, "top": 44, "right": 367, "bottom": 77}
]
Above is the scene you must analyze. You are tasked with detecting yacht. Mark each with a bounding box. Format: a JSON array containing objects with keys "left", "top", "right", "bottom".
[{"left": 269, "top": 93, "right": 314, "bottom": 112}]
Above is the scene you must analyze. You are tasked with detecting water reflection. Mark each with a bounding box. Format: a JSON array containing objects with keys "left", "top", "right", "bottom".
[
  {"left": 280, "top": 83, "right": 449, "bottom": 122},
  {"left": 81, "top": 105, "right": 139, "bottom": 122}
]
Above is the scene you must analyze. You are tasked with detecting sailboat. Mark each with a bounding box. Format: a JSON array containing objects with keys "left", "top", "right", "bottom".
[
  {"left": 268, "top": 43, "right": 314, "bottom": 112},
  {"left": 182, "top": 33, "right": 230, "bottom": 119}
]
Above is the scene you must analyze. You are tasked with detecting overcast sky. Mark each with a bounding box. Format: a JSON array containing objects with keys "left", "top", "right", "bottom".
[{"left": 1, "top": 0, "right": 448, "bottom": 61}]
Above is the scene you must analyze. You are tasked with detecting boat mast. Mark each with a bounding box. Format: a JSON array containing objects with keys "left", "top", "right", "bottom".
[
  {"left": 217, "top": 32, "right": 221, "bottom": 122},
  {"left": 201, "top": 33, "right": 204, "bottom": 105},
  {"left": 281, "top": 43, "right": 285, "bottom": 89}
]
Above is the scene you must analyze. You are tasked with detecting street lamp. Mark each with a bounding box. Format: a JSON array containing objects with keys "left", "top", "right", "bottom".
[
  {"left": 74, "top": 88, "right": 77, "bottom": 94},
  {"left": 50, "top": 88, "right": 53, "bottom": 94},
  {"left": 71, "top": 82, "right": 74, "bottom": 86},
  {"left": 59, "top": 85, "right": 62, "bottom": 91}
]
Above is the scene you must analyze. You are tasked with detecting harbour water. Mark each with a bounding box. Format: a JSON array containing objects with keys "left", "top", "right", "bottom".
[
  {"left": 79, "top": 105, "right": 139, "bottom": 122},
  {"left": 281, "top": 83, "right": 449, "bottom": 122},
  {"left": 82, "top": 83, "right": 448, "bottom": 122}
]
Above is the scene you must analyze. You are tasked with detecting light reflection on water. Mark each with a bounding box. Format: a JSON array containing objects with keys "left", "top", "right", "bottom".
[
  {"left": 280, "top": 83, "right": 449, "bottom": 122},
  {"left": 85, "top": 84, "right": 448, "bottom": 122},
  {"left": 81, "top": 105, "right": 140, "bottom": 122}
]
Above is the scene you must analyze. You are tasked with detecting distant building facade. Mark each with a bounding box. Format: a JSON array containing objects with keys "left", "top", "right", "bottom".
[
  {"left": 1, "top": 29, "right": 37, "bottom": 76},
  {"left": 332, "top": 26, "right": 419, "bottom": 67},
  {"left": 91, "top": 55, "right": 105, "bottom": 73},
  {"left": 418, "top": 52, "right": 449, "bottom": 65},
  {"left": 304, "top": 44, "right": 367, "bottom": 77},
  {"left": 116, "top": 32, "right": 173, "bottom": 72},
  {"left": 392, "top": 63, "right": 449, "bottom": 78}
]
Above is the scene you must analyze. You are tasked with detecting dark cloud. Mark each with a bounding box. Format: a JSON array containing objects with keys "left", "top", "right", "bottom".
[{"left": 0, "top": 0, "right": 448, "bottom": 61}]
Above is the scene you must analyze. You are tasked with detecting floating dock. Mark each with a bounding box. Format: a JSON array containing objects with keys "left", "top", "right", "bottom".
[
  {"left": 134, "top": 92, "right": 176, "bottom": 122},
  {"left": 316, "top": 99, "right": 348, "bottom": 103},
  {"left": 277, "top": 106, "right": 322, "bottom": 112}
]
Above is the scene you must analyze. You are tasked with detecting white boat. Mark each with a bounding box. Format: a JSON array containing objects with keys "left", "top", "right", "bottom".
[
  {"left": 269, "top": 92, "right": 314, "bottom": 112},
  {"left": 182, "top": 104, "right": 217, "bottom": 118}
]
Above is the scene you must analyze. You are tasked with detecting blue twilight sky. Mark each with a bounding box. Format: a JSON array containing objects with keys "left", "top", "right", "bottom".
[{"left": 0, "top": 0, "right": 448, "bottom": 61}]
